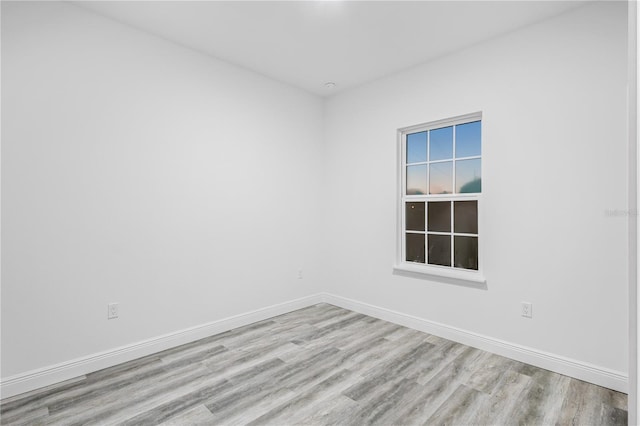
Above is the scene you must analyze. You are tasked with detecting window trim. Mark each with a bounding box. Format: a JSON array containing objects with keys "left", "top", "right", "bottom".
[{"left": 394, "top": 112, "right": 486, "bottom": 285}]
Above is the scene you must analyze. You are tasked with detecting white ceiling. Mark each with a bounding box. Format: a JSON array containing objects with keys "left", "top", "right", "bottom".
[{"left": 74, "top": 1, "right": 587, "bottom": 96}]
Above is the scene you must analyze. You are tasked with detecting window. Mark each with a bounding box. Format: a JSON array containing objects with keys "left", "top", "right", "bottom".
[{"left": 396, "top": 112, "right": 484, "bottom": 283}]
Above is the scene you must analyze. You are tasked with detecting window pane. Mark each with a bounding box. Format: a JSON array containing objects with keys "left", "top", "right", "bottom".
[
  {"left": 430, "top": 126, "right": 453, "bottom": 161},
  {"left": 406, "top": 165, "right": 427, "bottom": 195},
  {"left": 407, "top": 131, "right": 427, "bottom": 164},
  {"left": 406, "top": 233, "right": 425, "bottom": 263},
  {"left": 428, "top": 201, "right": 451, "bottom": 232},
  {"left": 456, "top": 158, "right": 481, "bottom": 193},
  {"left": 428, "top": 234, "right": 451, "bottom": 267},
  {"left": 454, "top": 201, "right": 478, "bottom": 234},
  {"left": 429, "top": 161, "right": 453, "bottom": 194},
  {"left": 406, "top": 202, "right": 425, "bottom": 231},
  {"left": 454, "top": 236, "right": 478, "bottom": 270},
  {"left": 455, "top": 121, "right": 481, "bottom": 158}
]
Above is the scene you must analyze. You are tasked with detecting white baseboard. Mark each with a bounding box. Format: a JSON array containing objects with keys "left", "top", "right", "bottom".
[
  {"left": 0, "top": 294, "right": 324, "bottom": 400},
  {"left": 319, "top": 292, "right": 628, "bottom": 393},
  {"left": 1, "top": 291, "right": 628, "bottom": 399}
]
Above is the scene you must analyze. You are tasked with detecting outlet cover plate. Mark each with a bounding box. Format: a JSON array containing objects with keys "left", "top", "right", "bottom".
[{"left": 108, "top": 303, "right": 119, "bottom": 319}]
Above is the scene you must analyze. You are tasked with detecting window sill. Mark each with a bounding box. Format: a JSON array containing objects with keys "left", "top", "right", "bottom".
[{"left": 393, "top": 263, "right": 486, "bottom": 287}]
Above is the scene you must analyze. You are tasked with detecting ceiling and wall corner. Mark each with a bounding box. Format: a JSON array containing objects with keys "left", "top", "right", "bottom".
[{"left": 73, "top": 0, "right": 588, "bottom": 97}]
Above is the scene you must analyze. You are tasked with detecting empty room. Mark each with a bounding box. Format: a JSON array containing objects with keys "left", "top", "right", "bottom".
[{"left": 1, "top": 0, "right": 637, "bottom": 425}]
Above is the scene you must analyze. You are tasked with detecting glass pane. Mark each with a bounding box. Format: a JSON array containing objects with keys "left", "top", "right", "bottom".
[
  {"left": 406, "top": 202, "right": 425, "bottom": 231},
  {"left": 454, "top": 201, "right": 478, "bottom": 234},
  {"left": 456, "top": 158, "right": 481, "bottom": 193},
  {"left": 428, "top": 234, "right": 451, "bottom": 267},
  {"left": 428, "top": 201, "right": 451, "bottom": 232},
  {"left": 406, "top": 165, "right": 427, "bottom": 195},
  {"left": 454, "top": 236, "right": 478, "bottom": 270},
  {"left": 407, "top": 131, "right": 427, "bottom": 164},
  {"left": 406, "top": 233, "right": 425, "bottom": 263},
  {"left": 455, "top": 121, "right": 481, "bottom": 158},
  {"left": 429, "top": 161, "right": 453, "bottom": 194},
  {"left": 430, "top": 126, "right": 453, "bottom": 161}
]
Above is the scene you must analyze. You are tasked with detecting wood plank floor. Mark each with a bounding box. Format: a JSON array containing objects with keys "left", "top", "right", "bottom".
[{"left": 0, "top": 303, "right": 628, "bottom": 425}]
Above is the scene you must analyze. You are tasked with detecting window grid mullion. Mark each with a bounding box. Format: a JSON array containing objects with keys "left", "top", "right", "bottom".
[
  {"left": 426, "top": 130, "right": 430, "bottom": 196},
  {"left": 449, "top": 201, "right": 454, "bottom": 268},
  {"left": 451, "top": 125, "right": 456, "bottom": 267},
  {"left": 425, "top": 130, "right": 430, "bottom": 261},
  {"left": 453, "top": 232, "right": 478, "bottom": 237},
  {"left": 424, "top": 201, "right": 428, "bottom": 265}
]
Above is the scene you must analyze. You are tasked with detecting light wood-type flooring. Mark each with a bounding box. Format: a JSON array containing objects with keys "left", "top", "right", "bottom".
[{"left": 0, "top": 303, "right": 628, "bottom": 425}]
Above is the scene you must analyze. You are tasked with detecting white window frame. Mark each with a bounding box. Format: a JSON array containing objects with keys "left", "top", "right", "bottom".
[{"left": 394, "top": 112, "right": 486, "bottom": 285}]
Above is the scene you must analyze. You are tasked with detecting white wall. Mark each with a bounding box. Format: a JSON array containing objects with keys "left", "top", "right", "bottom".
[
  {"left": 322, "top": 1, "right": 629, "bottom": 375},
  {"left": 1, "top": 1, "right": 323, "bottom": 378},
  {"left": 1, "top": 0, "right": 630, "bottom": 393}
]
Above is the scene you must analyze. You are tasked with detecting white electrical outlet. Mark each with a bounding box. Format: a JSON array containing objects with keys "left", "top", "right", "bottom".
[
  {"left": 108, "top": 302, "right": 119, "bottom": 319},
  {"left": 521, "top": 302, "right": 532, "bottom": 318},
  {"left": 297, "top": 269, "right": 303, "bottom": 279}
]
